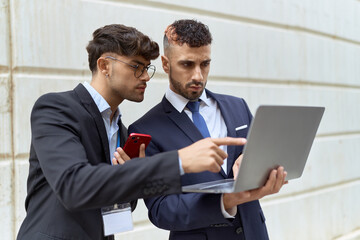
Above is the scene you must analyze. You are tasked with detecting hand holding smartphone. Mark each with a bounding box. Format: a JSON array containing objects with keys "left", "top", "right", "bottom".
[{"left": 123, "top": 133, "right": 152, "bottom": 158}]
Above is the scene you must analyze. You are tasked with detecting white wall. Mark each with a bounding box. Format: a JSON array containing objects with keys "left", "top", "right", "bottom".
[{"left": 0, "top": 0, "right": 359, "bottom": 239}]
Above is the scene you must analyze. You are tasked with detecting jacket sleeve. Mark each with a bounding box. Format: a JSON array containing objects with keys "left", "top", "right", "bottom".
[{"left": 30, "top": 94, "right": 181, "bottom": 211}]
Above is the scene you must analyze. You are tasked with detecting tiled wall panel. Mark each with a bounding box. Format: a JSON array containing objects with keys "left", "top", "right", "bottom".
[
  {"left": 0, "top": 75, "right": 12, "bottom": 156},
  {"left": 0, "top": 0, "right": 9, "bottom": 68},
  {"left": 148, "top": 0, "right": 360, "bottom": 43},
  {"left": 262, "top": 181, "right": 360, "bottom": 240},
  {"left": 10, "top": 0, "right": 360, "bottom": 87},
  {"left": 0, "top": 161, "right": 14, "bottom": 240},
  {"left": 13, "top": 159, "right": 28, "bottom": 234}
]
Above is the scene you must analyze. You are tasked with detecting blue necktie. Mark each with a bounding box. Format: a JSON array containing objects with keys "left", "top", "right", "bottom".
[{"left": 186, "top": 100, "right": 211, "bottom": 138}]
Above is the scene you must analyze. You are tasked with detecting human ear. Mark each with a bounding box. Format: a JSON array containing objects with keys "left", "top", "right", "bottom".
[
  {"left": 161, "top": 55, "right": 170, "bottom": 73},
  {"left": 97, "top": 57, "right": 110, "bottom": 76}
]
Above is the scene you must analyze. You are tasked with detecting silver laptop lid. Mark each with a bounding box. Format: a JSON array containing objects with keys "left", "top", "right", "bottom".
[
  {"left": 234, "top": 105, "right": 325, "bottom": 192},
  {"left": 182, "top": 105, "right": 325, "bottom": 194}
]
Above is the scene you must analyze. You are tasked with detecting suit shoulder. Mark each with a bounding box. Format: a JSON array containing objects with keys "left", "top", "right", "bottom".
[
  {"left": 209, "top": 91, "right": 248, "bottom": 106},
  {"left": 130, "top": 102, "right": 165, "bottom": 129},
  {"left": 34, "top": 89, "right": 78, "bottom": 108},
  {"left": 31, "top": 90, "right": 81, "bottom": 120},
  {"left": 35, "top": 89, "right": 75, "bottom": 103}
]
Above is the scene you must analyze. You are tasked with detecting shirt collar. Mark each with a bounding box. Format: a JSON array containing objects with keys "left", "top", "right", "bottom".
[
  {"left": 165, "top": 86, "right": 209, "bottom": 113},
  {"left": 83, "top": 81, "right": 122, "bottom": 119}
]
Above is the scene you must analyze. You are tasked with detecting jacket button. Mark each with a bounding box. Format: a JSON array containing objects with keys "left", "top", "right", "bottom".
[
  {"left": 143, "top": 189, "right": 150, "bottom": 195},
  {"left": 236, "top": 227, "right": 243, "bottom": 234}
]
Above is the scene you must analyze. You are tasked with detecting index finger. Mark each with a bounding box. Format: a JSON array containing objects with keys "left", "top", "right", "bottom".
[
  {"left": 212, "top": 137, "right": 247, "bottom": 146},
  {"left": 116, "top": 147, "right": 131, "bottom": 161}
]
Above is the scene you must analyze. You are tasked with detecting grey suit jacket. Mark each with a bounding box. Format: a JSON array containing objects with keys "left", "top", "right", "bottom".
[{"left": 17, "top": 84, "right": 181, "bottom": 240}]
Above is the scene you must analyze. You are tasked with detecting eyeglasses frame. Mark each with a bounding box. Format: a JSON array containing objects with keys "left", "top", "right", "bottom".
[{"left": 104, "top": 56, "right": 156, "bottom": 79}]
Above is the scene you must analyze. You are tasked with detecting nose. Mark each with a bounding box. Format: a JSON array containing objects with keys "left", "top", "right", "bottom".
[
  {"left": 139, "top": 71, "right": 151, "bottom": 82},
  {"left": 192, "top": 66, "right": 203, "bottom": 82}
]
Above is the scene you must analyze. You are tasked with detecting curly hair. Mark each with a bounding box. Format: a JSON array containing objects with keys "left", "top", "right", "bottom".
[
  {"left": 164, "top": 19, "right": 212, "bottom": 49},
  {"left": 86, "top": 24, "right": 159, "bottom": 73}
]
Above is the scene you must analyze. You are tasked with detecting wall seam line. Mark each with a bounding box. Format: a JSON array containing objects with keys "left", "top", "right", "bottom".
[{"left": 7, "top": 0, "right": 16, "bottom": 237}]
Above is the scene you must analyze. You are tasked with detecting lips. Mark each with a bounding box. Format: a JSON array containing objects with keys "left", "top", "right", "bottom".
[
  {"left": 136, "top": 84, "right": 147, "bottom": 90},
  {"left": 188, "top": 85, "right": 203, "bottom": 91}
]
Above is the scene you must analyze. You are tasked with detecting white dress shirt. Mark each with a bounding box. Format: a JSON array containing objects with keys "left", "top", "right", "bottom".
[{"left": 83, "top": 82, "right": 121, "bottom": 164}]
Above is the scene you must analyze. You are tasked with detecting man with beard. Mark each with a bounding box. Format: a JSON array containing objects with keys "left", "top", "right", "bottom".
[{"left": 125, "top": 20, "right": 288, "bottom": 239}]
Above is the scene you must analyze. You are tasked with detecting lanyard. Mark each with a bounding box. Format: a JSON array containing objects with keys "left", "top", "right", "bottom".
[
  {"left": 110, "top": 130, "right": 121, "bottom": 166},
  {"left": 117, "top": 129, "right": 121, "bottom": 149}
]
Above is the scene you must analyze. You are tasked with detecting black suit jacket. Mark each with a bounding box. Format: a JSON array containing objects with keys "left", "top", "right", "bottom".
[
  {"left": 17, "top": 84, "right": 181, "bottom": 240},
  {"left": 129, "top": 90, "right": 269, "bottom": 240}
]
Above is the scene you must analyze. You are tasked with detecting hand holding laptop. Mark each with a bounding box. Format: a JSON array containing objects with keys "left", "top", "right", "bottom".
[
  {"left": 223, "top": 158, "right": 288, "bottom": 212},
  {"left": 232, "top": 154, "right": 244, "bottom": 179}
]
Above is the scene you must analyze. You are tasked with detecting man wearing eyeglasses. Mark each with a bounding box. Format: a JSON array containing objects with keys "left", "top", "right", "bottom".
[{"left": 16, "top": 24, "right": 247, "bottom": 240}]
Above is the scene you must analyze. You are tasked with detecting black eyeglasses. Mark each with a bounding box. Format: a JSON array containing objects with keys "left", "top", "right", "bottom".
[{"left": 105, "top": 56, "right": 156, "bottom": 79}]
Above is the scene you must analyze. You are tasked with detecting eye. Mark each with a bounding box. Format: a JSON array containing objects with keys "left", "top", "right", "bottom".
[
  {"left": 181, "top": 61, "right": 193, "bottom": 68},
  {"left": 201, "top": 61, "right": 211, "bottom": 68}
]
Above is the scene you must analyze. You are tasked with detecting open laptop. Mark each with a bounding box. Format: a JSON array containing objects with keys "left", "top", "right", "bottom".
[{"left": 182, "top": 105, "right": 325, "bottom": 193}]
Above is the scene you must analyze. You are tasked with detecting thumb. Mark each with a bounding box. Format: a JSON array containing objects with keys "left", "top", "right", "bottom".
[{"left": 139, "top": 143, "right": 146, "bottom": 158}]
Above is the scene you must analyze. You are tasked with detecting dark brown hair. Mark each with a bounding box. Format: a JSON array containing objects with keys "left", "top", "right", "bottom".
[
  {"left": 164, "top": 19, "right": 212, "bottom": 49},
  {"left": 86, "top": 24, "right": 159, "bottom": 73}
]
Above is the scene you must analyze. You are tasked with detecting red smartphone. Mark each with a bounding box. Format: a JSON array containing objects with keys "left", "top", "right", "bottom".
[{"left": 123, "top": 133, "right": 152, "bottom": 158}]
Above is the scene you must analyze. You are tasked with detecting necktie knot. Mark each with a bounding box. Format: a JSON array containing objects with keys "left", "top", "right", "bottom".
[
  {"left": 186, "top": 100, "right": 200, "bottom": 113},
  {"left": 186, "top": 100, "right": 210, "bottom": 138}
]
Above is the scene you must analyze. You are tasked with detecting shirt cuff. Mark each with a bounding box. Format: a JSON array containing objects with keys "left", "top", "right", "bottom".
[
  {"left": 220, "top": 194, "right": 237, "bottom": 218},
  {"left": 178, "top": 156, "right": 185, "bottom": 175}
]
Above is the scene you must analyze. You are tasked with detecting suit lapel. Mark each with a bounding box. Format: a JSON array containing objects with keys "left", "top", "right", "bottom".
[
  {"left": 206, "top": 90, "right": 237, "bottom": 176},
  {"left": 74, "top": 84, "right": 111, "bottom": 164},
  {"left": 162, "top": 96, "right": 228, "bottom": 178},
  {"left": 162, "top": 97, "right": 204, "bottom": 143}
]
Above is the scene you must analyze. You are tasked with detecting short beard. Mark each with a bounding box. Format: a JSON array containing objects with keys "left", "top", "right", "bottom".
[{"left": 169, "top": 68, "right": 205, "bottom": 101}]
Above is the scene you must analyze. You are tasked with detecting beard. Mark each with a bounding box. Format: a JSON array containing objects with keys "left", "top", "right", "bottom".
[
  {"left": 108, "top": 73, "right": 146, "bottom": 103},
  {"left": 169, "top": 68, "right": 206, "bottom": 101}
]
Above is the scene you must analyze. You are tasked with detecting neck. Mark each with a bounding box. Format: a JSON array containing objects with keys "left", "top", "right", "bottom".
[
  {"left": 110, "top": 110, "right": 117, "bottom": 124},
  {"left": 90, "top": 76, "right": 123, "bottom": 121}
]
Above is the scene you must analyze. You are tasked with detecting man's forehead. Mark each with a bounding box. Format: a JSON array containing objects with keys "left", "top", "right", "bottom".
[
  {"left": 118, "top": 54, "right": 150, "bottom": 66},
  {"left": 170, "top": 44, "right": 211, "bottom": 59},
  {"left": 103, "top": 53, "right": 149, "bottom": 62},
  {"left": 131, "top": 58, "right": 149, "bottom": 66}
]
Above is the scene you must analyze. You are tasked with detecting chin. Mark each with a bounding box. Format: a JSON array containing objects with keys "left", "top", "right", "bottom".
[
  {"left": 135, "top": 98, "right": 144, "bottom": 103},
  {"left": 127, "top": 97, "right": 144, "bottom": 103},
  {"left": 188, "top": 92, "right": 202, "bottom": 100}
]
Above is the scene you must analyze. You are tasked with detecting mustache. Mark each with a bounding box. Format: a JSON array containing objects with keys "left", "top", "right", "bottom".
[{"left": 186, "top": 81, "right": 204, "bottom": 88}]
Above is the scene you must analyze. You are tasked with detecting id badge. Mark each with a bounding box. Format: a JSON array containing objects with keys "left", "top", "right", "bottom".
[{"left": 101, "top": 203, "right": 133, "bottom": 236}]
